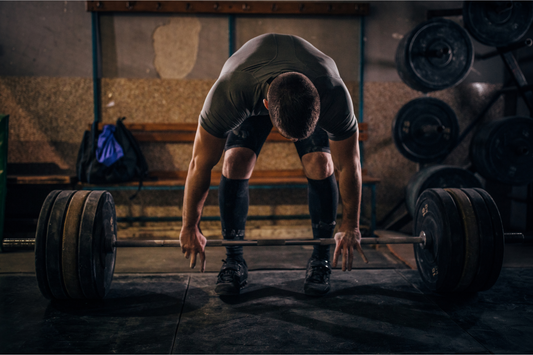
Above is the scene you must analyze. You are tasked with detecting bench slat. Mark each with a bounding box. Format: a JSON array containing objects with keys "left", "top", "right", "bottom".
[
  {"left": 77, "top": 169, "right": 380, "bottom": 188},
  {"left": 90, "top": 122, "right": 369, "bottom": 142},
  {"left": 7, "top": 175, "right": 75, "bottom": 185}
]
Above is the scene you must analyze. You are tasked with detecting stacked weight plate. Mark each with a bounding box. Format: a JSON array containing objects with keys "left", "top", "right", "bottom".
[
  {"left": 463, "top": 1, "right": 533, "bottom": 48},
  {"left": 392, "top": 98, "right": 459, "bottom": 164},
  {"left": 470, "top": 116, "right": 533, "bottom": 186},
  {"left": 413, "top": 188, "right": 504, "bottom": 294},
  {"left": 405, "top": 165, "right": 483, "bottom": 216},
  {"left": 396, "top": 18, "right": 474, "bottom": 93},
  {"left": 35, "top": 190, "right": 117, "bottom": 300}
]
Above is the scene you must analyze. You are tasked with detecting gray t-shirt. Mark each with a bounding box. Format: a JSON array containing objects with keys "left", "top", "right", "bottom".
[{"left": 199, "top": 33, "right": 358, "bottom": 141}]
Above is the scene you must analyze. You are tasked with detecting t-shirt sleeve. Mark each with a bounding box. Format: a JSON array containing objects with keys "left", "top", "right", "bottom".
[
  {"left": 315, "top": 76, "right": 358, "bottom": 141},
  {"left": 199, "top": 71, "right": 259, "bottom": 138}
]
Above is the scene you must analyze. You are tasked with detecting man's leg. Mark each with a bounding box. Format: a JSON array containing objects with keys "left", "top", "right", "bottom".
[
  {"left": 295, "top": 128, "right": 338, "bottom": 296},
  {"left": 219, "top": 147, "right": 256, "bottom": 263},
  {"left": 216, "top": 115, "right": 272, "bottom": 295},
  {"left": 302, "top": 152, "right": 338, "bottom": 261}
]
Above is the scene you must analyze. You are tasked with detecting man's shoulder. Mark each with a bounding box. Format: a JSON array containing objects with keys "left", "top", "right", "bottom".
[{"left": 313, "top": 75, "right": 348, "bottom": 95}]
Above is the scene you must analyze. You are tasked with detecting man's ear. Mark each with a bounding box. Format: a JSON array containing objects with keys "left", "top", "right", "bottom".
[{"left": 263, "top": 99, "right": 269, "bottom": 110}]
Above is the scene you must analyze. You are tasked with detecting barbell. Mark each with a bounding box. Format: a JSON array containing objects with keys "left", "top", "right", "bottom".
[{"left": 3, "top": 188, "right": 528, "bottom": 300}]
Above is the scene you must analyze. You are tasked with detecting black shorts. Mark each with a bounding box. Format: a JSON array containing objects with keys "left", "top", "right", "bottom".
[{"left": 225, "top": 115, "right": 330, "bottom": 159}]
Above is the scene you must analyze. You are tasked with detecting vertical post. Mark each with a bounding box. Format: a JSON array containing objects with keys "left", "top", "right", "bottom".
[
  {"left": 228, "top": 14, "right": 235, "bottom": 57},
  {"left": 0, "top": 115, "right": 8, "bottom": 251},
  {"left": 91, "top": 11, "right": 102, "bottom": 125}
]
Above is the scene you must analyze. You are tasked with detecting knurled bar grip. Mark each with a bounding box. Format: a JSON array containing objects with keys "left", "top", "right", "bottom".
[
  {"left": 3, "top": 233, "right": 529, "bottom": 250},
  {"left": 115, "top": 236, "right": 426, "bottom": 247}
]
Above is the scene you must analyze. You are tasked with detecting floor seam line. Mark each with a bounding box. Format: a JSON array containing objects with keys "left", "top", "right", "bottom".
[{"left": 170, "top": 274, "right": 191, "bottom": 354}]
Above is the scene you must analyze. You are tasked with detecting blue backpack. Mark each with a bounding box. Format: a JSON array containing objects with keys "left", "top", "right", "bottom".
[{"left": 76, "top": 117, "right": 148, "bottom": 198}]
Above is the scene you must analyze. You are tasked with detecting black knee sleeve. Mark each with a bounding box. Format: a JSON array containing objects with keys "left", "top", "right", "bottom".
[
  {"left": 307, "top": 174, "right": 339, "bottom": 260},
  {"left": 219, "top": 175, "right": 249, "bottom": 262}
]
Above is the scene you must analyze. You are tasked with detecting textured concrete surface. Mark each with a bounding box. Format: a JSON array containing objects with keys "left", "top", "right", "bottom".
[{"left": 1, "top": 269, "right": 532, "bottom": 353}]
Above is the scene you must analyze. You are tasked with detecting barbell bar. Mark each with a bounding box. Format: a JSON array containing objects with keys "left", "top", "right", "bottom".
[
  {"left": 6, "top": 231, "right": 529, "bottom": 250},
  {"left": 12, "top": 188, "right": 531, "bottom": 300}
]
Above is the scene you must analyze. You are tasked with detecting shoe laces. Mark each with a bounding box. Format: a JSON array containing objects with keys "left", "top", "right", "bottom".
[
  {"left": 218, "top": 260, "right": 241, "bottom": 282},
  {"left": 308, "top": 264, "right": 331, "bottom": 283}
]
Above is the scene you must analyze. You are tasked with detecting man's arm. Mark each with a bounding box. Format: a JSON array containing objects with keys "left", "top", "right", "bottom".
[
  {"left": 329, "top": 129, "right": 367, "bottom": 271},
  {"left": 180, "top": 123, "right": 226, "bottom": 272}
]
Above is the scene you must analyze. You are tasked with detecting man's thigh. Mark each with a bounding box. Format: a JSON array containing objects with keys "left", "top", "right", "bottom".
[{"left": 225, "top": 115, "right": 273, "bottom": 156}]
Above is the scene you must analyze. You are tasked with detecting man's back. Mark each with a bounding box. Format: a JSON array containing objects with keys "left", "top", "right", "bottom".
[{"left": 221, "top": 33, "right": 341, "bottom": 83}]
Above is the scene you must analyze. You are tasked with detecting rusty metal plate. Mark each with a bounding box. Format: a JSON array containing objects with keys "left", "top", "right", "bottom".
[
  {"left": 45, "top": 190, "right": 77, "bottom": 299},
  {"left": 474, "top": 188, "right": 505, "bottom": 291},
  {"left": 413, "top": 188, "right": 464, "bottom": 293},
  {"left": 406, "top": 165, "right": 482, "bottom": 217},
  {"left": 78, "top": 191, "right": 117, "bottom": 299},
  {"left": 445, "top": 188, "right": 480, "bottom": 294},
  {"left": 35, "top": 190, "right": 61, "bottom": 300},
  {"left": 461, "top": 188, "right": 494, "bottom": 293},
  {"left": 62, "top": 191, "right": 91, "bottom": 299}
]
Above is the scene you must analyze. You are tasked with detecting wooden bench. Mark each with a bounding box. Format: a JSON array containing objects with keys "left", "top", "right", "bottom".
[
  {"left": 7, "top": 122, "right": 380, "bottom": 231},
  {"left": 78, "top": 121, "right": 377, "bottom": 186}
]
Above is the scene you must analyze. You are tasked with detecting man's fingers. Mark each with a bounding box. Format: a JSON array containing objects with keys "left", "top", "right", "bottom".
[
  {"left": 348, "top": 246, "right": 354, "bottom": 271},
  {"left": 332, "top": 244, "right": 341, "bottom": 268},
  {"left": 342, "top": 244, "right": 348, "bottom": 271},
  {"left": 356, "top": 244, "right": 369, "bottom": 264},
  {"left": 200, "top": 252, "right": 206, "bottom": 273},
  {"left": 184, "top": 250, "right": 191, "bottom": 259},
  {"left": 190, "top": 252, "right": 197, "bottom": 269}
]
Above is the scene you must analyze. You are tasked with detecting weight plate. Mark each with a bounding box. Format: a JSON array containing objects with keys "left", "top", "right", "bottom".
[
  {"left": 393, "top": 98, "right": 459, "bottom": 163},
  {"left": 406, "top": 165, "right": 483, "bottom": 217},
  {"left": 463, "top": 1, "right": 533, "bottom": 48},
  {"left": 62, "top": 191, "right": 91, "bottom": 299},
  {"left": 395, "top": 18, "right": 474, "bottom": 93},
  {"left": 46, "top": 190, "right": 77, "bottom": 299},
  {"left": 35, "top": 190, "right": 62, "bottom": 300},
  {"left": 445, "top": 188, "right": 480, "bottom": 294},
  {"left": 461, "top": 188, "right": 494, "bottom": 293},
  {"left": 413, "top": 188, "right": 465, "bottom": 293},
  {"left": 78, "top": 191, "right": 116, "bottom": 299},
  {"left": 471, "top": 116, "right": 533, "bottom": 185},
  {"left": 473, "top": 188, "right": 505, "bottom": 291}
]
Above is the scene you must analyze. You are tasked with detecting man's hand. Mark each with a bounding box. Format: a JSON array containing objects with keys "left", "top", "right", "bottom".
[
  {"left": 332, "top": 230, "right": 368, "bottom": 271},
  {"left": 179, "top": 227, "right": 207, "bottom": 272}
]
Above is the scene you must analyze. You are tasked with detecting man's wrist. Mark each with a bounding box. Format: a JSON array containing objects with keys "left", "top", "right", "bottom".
[
  {"left": 181, "top": 223, "right": 199, "bottom": 233},
  {"left": 339, "top": 223, "right": 360, "bottom": 233}
]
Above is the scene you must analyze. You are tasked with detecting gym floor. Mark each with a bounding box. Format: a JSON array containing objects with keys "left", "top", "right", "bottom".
[{"left": 1, "top": 235, "right": 533, "bottom": 354}]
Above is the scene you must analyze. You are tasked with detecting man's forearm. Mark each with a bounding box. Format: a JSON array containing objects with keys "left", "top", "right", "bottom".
[
  {"left": 182, "top": 162, "right": 212, "bottom": 229},
  {"left": 337, "top": 162, "right": 362, "bottom": 231}
]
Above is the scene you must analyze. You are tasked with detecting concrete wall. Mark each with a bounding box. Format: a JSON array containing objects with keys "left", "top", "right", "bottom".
[{"left": 1, "top": 1, "right": 529, "bottom": 230}]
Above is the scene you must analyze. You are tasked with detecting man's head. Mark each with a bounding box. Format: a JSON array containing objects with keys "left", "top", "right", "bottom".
[{"left": 264, "top": 72, "right": 320, "bottom": 140}]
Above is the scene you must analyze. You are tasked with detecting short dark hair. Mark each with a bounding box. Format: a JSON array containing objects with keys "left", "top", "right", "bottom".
[{"left": 267, "top": 72, "right": 320, "bottom": 140}]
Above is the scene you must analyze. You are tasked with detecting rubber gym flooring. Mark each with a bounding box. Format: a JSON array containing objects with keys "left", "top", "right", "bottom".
[{"left": 1, "top": 243, "right": 532, "bottom": 354}]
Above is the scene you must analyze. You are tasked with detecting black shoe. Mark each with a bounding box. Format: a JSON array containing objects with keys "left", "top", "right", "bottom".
[
  {"left": 215, "top": 259, "right": 248, "bottom": 296},
  {"left": 304, "top": 257, "right": 331, "bottom": 296}
]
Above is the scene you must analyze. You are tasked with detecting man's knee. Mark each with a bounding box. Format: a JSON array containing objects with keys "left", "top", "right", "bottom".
[
  {"left": 301, "top": 152, "right": 334, "bottom": 180},
  {"left": 223, "top": 147, "right": 257, "bottom": 179}
]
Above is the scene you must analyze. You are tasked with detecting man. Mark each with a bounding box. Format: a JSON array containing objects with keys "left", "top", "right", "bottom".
[{"left": 179, "top": 33, "right": 367, "bottom": 296}]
